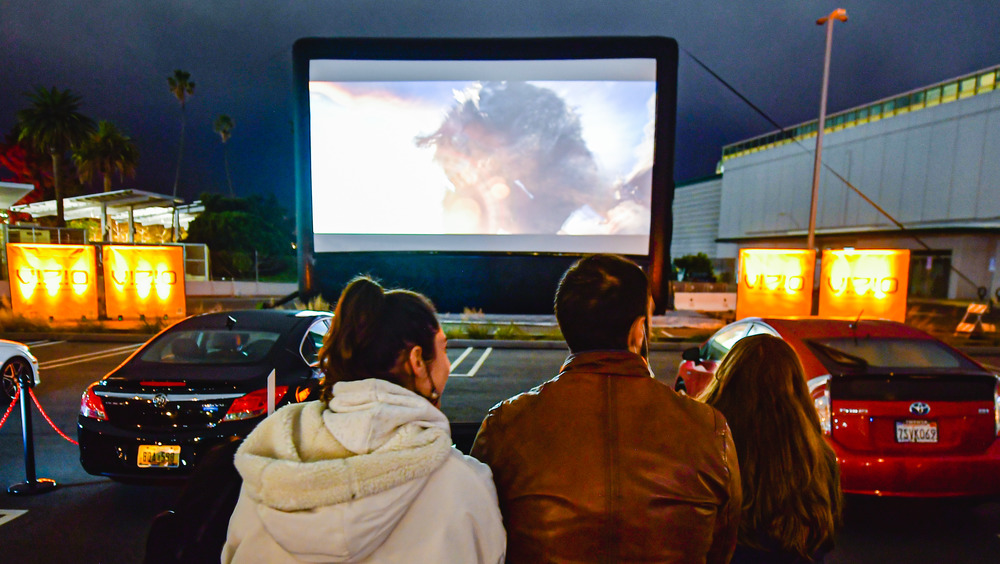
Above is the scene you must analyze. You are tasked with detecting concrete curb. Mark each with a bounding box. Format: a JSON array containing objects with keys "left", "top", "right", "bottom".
[
  {"left": 448, "top": 339, "right": 696, "bottom": 351},
  {"left": 6, "top": 333, "right": 1000, "bottom": 356},
  {"left": 7, "top": 332, "right": 152, "bottom": 343}
]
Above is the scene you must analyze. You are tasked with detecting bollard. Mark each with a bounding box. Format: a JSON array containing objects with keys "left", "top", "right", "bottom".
[{"left": 7, "top": 364, "right": 57, "bottom": 495}]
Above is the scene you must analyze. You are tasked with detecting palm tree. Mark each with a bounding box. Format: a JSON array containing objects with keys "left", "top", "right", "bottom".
[
  {"left": 213, "top": 114, "right": 235, "bottom": 196},
  {"left": 74, "top": 121, "right": 139, "bottom": 192},
  {"left": 16, "top": 86, "right": 95, "bottom": 226},
  {"left": 167, "top": 70, "right": 195, "bottom": 198}
]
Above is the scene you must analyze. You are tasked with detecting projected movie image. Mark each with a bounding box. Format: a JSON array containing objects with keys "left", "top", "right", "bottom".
[{"left": 310, "top": 75, "right": 656, "bottom": 253}]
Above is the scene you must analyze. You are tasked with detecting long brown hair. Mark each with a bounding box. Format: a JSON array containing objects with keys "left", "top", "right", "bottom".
[
  {"left": 700, "top": 334, "right": 842, "bottom": 558},
  {"left": 317, "top": 276, "right": 440, "bottom": 402}
]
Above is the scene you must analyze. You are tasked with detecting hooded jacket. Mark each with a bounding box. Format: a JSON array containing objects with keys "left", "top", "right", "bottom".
[{"left": 222, "top": 379, "right": 506, "bottom": 563}]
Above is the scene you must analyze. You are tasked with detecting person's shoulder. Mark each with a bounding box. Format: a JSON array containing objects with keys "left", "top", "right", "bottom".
[
  {"left": 648, "top": 386, "right": 730, "bottom": 435},
  {"left": 432, "top": 448, "right": 501, "bottom": 503},
  {"left": 483, "top": 374, "right": 560, "bottom": 418}
]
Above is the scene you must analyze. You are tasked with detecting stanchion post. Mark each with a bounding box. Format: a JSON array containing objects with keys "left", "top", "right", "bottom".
[{"left": 7, "top": 366, "right": 57, "bottom": 495}]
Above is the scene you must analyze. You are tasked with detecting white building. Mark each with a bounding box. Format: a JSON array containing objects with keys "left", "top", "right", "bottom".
[{"left": 674, "top": 64, "right": 1000, "bottom": 300}]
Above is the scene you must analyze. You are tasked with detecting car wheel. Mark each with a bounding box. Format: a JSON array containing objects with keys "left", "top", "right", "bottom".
[
  {"left": 2, "top": 357, "right": 30, "bottom": 402},
  {"left": 674, "top": 377, "right": 687, "bottom": 396}
]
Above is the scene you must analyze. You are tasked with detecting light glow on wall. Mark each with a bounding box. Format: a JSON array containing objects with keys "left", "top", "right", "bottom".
[
  {"left": 818, "top": 249, "right": 910, "bottom": 322},
  {"left": 6, "top": 244, "right": 98, "bottom": 320},
  {"left": 104, "top": 246, "right": 186, "bottom": 321},
  {"left": 736, "top": 249, "right": 815, "bottom": 320}
]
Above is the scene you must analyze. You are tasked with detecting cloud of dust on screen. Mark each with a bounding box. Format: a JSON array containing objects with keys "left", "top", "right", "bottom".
[{"left": 415, "top": 81, "right": 652, "bottom": 236}]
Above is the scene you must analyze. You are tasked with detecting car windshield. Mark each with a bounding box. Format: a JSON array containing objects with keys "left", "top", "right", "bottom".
[
  {"left": 807, "top": 337, "right": 979, "bottom": 370},
  {"left": 140, "top": 330, "right": 281, "bottom": 364}
]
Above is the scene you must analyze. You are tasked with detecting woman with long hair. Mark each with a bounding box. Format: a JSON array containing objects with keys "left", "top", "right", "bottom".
[
  {"left": 699, "top": 334, "right": 842, "bottom": 563},
  {"left": 222, "top": 276, "right": 506, "bottom": 563}
]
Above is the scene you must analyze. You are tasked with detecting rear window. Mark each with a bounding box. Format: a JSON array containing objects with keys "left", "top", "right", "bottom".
[
  {"left": 140, "top": 330, "right": 281, "bottom": 364},
  {"left": 807, "top": 337, "right": 979, "bottom": 370}
]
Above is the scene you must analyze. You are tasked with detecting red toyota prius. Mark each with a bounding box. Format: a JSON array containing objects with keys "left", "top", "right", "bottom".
[{"left": 676, "top": 317, "right": 1000, "bottom": 497}]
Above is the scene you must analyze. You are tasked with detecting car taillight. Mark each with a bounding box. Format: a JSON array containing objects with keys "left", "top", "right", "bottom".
[
  {"left": 994, "top": 377, "right": 999, "bottom": 437},
  {"left": 808, "top": 375, "right": 831, "bottom": 435},
  {"left": 80, "top": 383, "right": 107, "bottom": 421},
  {"left": 223, "top": 386, "right": 288, "bottom": 422}
]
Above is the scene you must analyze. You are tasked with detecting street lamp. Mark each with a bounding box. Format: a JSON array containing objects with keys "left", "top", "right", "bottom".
[{"left": 807, "top": 8, "right": 848, "bottom": 251}]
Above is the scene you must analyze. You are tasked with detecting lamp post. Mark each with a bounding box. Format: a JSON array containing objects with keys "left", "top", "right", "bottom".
[{"left": 807, "top": 8, "right": 848, "bottom": 251}]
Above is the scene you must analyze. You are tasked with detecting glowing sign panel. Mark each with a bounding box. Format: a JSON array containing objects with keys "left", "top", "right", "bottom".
[
  {"left": 6, "top": 244, "right": 98, "bottom": 320},
  {"left": 103, "top": 246, "right": 186, "bottom": 321},
  {"left": 736, "top": 249, "right": 815, "bottom": 320},
  {"left": 818, "top": 249, "right": 909, "bottom": 322}
]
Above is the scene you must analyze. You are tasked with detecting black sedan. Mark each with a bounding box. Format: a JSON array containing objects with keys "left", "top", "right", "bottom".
[{"left": 78, "top": 309, "right": 331, "bottom": 480}]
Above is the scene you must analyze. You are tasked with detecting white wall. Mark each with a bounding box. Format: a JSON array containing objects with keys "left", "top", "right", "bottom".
[{"left": 719, "top": 89, "right": 1000, "bottom": 240}]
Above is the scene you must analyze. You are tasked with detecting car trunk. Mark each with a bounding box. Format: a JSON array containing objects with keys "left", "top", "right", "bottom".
[
  {"left": 829, "top": 372, "right": 996, "bottom": 455},
  {"left": 96, "top": 368, "right": 267, "bottom": 432}
]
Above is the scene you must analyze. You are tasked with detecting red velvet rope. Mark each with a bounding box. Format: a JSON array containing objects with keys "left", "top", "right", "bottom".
[
  {"left": 0, "top": 386, "right": 20, "bottom": 431},
  {"left": 28, "top": 388, "right": 79, "bottom": 446}
]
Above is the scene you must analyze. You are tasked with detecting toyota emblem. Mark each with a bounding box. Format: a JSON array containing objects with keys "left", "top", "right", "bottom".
[
  {"left": 153, "top": 394, "right": 168, "bottom": 408},
  {"left": 909, "top": 401, "right": 930, "bottom": 416}
]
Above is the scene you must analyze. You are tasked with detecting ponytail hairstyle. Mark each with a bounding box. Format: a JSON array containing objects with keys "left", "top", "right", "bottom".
[
  {"left": 700, "top": 334, "right": 842, "bottom": 559},
  {"left": 317, "top": 276, "right": 440, "bottom": 401}
]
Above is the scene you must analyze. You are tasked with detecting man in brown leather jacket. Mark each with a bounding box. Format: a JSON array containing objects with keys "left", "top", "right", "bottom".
[{"left": 471, "top": 254, "right": 741, "bottom": 563}]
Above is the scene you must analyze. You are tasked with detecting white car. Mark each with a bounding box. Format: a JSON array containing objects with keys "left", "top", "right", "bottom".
[{"left": 1, "top": 340, "right": 41, "bottom": 402}]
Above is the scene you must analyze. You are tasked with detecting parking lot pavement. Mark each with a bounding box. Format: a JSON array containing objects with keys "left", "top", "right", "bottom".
[{"left": 3, "top": 338, "right": 1000, "bottom": 564}]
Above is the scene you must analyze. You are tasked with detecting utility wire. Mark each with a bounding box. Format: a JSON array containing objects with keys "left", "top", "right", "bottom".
[{"left": 682, "top": 47, "right": 985, "bottom": 296}]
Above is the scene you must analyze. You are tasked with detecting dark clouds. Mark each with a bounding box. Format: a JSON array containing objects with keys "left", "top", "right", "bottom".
[{"left": 1, "top": 1, "right": 997, "bottom": 205}]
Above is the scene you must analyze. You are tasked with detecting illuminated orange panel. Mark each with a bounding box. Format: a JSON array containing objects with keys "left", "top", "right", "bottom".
[
  {"left": 736, "top": 249, "right": 816, "bottom": 320},
  {"left": 103, "top": 246, "right": 186, "bottom": 321},
  {"left": 818, "top": 249, "right": 910, "bottom": 322},
  {"left": 6, "top": 243, "right": 98, "bottom": 320}
]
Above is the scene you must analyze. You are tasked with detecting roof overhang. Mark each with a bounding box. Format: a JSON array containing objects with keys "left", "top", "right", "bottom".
[
  {"left": 0, "top": 182, "right": 34, "bottom": 209},
  {"left": 12, "top": 189, "right": 185, "bottom": 223}
]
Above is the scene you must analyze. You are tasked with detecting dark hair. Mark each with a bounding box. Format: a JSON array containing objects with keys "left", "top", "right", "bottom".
[
  {"left": 700, "top": 334, "right": 842, "bottom": 558},
  {"left": 554, "top": 254, "right": 649, "bottom": 353},
  {"left": 317, "top": 276, "right": 440, "bottom": 401}
]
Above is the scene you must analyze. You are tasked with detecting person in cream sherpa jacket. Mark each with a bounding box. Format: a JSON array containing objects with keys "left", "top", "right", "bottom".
[{"left": 221, "top": 277, "right": 505, "bottom": 563}]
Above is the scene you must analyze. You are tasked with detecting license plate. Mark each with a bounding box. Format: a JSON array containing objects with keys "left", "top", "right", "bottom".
[
  {"left": 895, "top": 420, "right": 938, "bottom": 443},
  {"left": 137, "top": 445, "right": 181, "bottom": 468}
]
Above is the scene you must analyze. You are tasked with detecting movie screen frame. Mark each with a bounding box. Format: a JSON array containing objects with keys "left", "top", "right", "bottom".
[{"left": 292, "top": 37, "right": 678, "bottom": 261}]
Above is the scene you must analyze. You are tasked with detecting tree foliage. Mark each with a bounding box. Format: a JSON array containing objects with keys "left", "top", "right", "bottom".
[
  {"left": 73, "top": 120, "right": 139, "bottom": 192},
  {"left": 15, "top": 86, "right": 95, "bottom": 225},
  {"left": 0, "top": 127, "right": 54, "bottom": 204},
  {"left": 168, "top": 70, "right": 195, "bottom": 199},
  {"left": 673, "top": 252, "right": 715, "bottom": 282},
  {"left": 183, "top": 193, "right": 295, "bottom": 280},
  {"left": 213, "top": 114, "right": 235, "bottom": 196}
]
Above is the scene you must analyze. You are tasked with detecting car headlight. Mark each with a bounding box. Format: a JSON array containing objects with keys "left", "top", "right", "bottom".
[{"left": 808, "top": 375, "right": 832, "bottom": 435}]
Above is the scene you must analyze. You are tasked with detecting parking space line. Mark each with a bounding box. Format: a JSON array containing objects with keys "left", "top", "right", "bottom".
[
  {"left": 40, "top": 344, "right": 143, "bottom": 370},
  {"left": 465, "top": 347, "right": 492, "bottom": 377},
  {"left": 26, "top": 340, "right": 63, "bottom": 348},
  {"left": 450, "top": 347, "right": 474, "bottom": 372},
  {"left": 452, "top": 347, "right": 493, "bottom": 378},
  {"left": 0, "top": 509, "right": 27, "bottom": 527}
]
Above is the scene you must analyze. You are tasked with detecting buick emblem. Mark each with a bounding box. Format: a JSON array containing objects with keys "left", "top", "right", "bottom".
[
  {"left": 152, "top": 394, "right": 168, "bottom": 408},
  {"left": 909, "top": 402, "right": 930, "bottom": 416}
]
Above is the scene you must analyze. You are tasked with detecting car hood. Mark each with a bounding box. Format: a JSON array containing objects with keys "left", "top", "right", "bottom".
[{"left": 0, "top": 339, "right": 29, "bottom": 352}]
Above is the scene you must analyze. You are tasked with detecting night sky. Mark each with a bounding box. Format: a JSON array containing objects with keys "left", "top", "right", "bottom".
[{"left": 2, "top": 1, "right": 998, "bottom": 207}]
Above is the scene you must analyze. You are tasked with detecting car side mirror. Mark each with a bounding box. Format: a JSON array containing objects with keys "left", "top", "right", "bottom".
[{"left": 681, "top": 346, "right": 702, "bottom": 363}]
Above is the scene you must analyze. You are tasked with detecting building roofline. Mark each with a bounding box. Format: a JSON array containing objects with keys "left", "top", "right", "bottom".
[{"left": 722, "top": 63, "right": 1000, "bottom": 155}]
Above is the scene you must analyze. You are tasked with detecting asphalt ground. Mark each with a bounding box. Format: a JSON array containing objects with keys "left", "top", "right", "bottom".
[{"left": 1, "top": 339, "right": 999, "bottom": 563}]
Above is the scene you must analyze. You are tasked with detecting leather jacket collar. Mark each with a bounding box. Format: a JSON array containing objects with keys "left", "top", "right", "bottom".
[{"left": 560, "top": 350, "right": 651, "bottom": 378}]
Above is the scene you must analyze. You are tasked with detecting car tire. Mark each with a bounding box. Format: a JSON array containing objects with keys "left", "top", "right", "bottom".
[
  {"left": 2, "top": 357, "right": 30, "bottom": 402},
  {"left": 674, "top": 377, "right": 687, "bottom": 396}
]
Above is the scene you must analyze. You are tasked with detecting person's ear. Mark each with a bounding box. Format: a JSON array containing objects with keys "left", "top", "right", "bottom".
[
  {"left": 408, "top": 346, "right": 427, "bottom": 379},
  {"left": 627, "top": 316, "right": 645, "bottom": 354}
]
